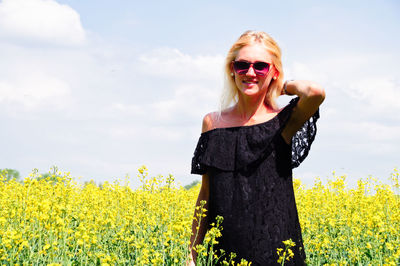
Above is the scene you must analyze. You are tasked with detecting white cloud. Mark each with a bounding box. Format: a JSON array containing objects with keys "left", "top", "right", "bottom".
[
  {"left": 288, "top": 62, "right": 328, "bottom": 82},
  {"left": 138, "top": 48, "right": 224, "bottom": 81},
  {"left": 110, "top": 103, "right": 146, "bottom": 116},
  {"left": 0, "top": 71, "right": 71, "bottom": 109},
  {"left": 107, "top": 48, "right": 224, "bottom": 125},
  {"left": 347, "top": 77, "right": 400, "bottom": 110},
  {"left": 0, "top": 0, "right": 86, "bottom": 46},
  {"left": 351, "top": 121, "right": 400, "bottom": 142},
  {"left": 286, "top": 55, "right": 400, "bottom": 117},
  {"left": 150, "top": 83, "right": 218, "bottom": 121}
]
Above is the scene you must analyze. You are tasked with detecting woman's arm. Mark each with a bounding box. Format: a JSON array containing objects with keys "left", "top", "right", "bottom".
[
  {"left": 188, "top": 114, "right": 213, "bottom": 264},
  {"left": 281, "top": 80, "right": 325, "bottom": 144},
  {"left": 188, "top": 174, "right": 210, "bottom": 265}
]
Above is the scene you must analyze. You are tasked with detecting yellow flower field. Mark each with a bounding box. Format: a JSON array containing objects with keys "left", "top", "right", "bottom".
[{"left": 0, "top": 167, "right": 399, "bottom": 265}]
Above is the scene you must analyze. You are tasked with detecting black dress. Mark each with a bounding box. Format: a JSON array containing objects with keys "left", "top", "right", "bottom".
[{"left": 191, "top": 97, "right": 319, "bottom": 265}]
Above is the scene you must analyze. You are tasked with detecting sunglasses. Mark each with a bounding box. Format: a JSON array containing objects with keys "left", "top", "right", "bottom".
[{"left": 232, "top": 60, "right": 271, "bottom": 76}]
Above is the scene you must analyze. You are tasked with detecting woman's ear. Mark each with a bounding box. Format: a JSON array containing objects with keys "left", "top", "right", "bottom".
[
  {"left": 273, "top": 70, "right": 280, "bottom": 80},
  {"left": 274, "top": 69, "right": 279, "bottom": 79}
]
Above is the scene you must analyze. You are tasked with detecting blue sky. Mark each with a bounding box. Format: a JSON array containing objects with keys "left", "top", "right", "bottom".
[{"left": 0, "top": 0, "right": 399, "bottom": 188}]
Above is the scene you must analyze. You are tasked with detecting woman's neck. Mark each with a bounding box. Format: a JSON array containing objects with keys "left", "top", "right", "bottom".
[{"left": 234, "top": 93, "right": 270, "bottom": 122}]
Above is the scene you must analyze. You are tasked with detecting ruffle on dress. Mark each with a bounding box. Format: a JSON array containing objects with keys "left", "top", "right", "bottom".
[{"left": 191, "top": 97, "right": 319, "bottom": 175}]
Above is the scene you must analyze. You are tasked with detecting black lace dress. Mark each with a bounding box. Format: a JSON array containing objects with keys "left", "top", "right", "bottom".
[{"left": 191, "top": 97, "right": 319, "bottom": 265}]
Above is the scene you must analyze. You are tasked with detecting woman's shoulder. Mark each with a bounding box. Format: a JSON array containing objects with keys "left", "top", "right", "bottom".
[
  {"left": 202, "top": 107, "right": 235, "bottom": 133},
  {"left": 201, "top": 112, "right": 216, "bottom": 133}
]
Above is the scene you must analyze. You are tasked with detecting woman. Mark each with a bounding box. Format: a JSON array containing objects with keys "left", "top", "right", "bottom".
[{"left": 188, "top": 31, "right": 325, "bottom": 265}]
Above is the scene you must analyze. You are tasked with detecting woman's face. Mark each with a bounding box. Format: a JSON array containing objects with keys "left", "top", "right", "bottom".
[{"left": 232, "top": 43, "right": 277, "bottom": 97}]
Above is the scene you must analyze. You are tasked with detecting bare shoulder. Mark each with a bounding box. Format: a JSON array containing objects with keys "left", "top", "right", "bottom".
[
  {"left": 201, "top": 107, "right": 236, "bottom": 133},
  {"left": 201, "top": 112, "right": 217, "bottom": 133}
]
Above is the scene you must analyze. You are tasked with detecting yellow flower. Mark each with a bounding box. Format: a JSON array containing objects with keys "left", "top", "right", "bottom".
[{"left": 0, "top": 166, "right": 398, "bottom": 265}]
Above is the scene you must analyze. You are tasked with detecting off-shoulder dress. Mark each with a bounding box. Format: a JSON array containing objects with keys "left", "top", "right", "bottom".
[{"left": 191, "top": 97, "right": 319, "bottom": 265}]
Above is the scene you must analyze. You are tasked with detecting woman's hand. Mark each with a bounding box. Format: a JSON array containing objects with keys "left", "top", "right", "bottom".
[
  {"left": 283, "top": 80, "right": 324, "bottom": 98},
  {"left": 186, "top": 252, "right": 196, "bottom": 266}
]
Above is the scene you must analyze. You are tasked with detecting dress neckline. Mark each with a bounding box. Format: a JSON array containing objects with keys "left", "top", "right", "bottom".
[
  {"left": 201, "top": 109, "right": 281, "bottom": 135},
  {"left": 200, "top": 97, "right": 298, "bottom": 136}
]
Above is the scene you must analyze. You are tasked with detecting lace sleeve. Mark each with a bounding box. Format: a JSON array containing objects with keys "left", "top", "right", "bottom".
[
  {"left": 291, "top": 108, "right": 320, "bottom": 168},
  {"left": 191, "top": 134, "right": 208, "bottom": 175}
]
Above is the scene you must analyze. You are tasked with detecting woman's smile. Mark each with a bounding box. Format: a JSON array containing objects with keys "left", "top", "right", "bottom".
[
  {"left": 243, "top": 79, "right": 258, "bottom": 85},
  {"left": 242, "top": 79, "right": 259, "bottom": 90}
]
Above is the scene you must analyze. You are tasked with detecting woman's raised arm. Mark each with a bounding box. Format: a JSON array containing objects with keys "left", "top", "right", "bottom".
[{"left": 281, "top": 80, "right": 325, "bottom": 144}]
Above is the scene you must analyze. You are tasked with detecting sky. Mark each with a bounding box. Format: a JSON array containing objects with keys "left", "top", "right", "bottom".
[{"left": 0, "top": 0, "right": 399, "bottom": 188}]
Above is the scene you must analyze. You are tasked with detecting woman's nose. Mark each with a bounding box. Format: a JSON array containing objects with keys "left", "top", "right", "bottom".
[{"left": 246, "top": 65, "right": 256, "bottom": 76}]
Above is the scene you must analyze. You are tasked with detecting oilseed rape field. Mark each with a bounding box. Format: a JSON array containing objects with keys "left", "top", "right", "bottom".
[{"left": 0, "top": 167, "right": 399, "bottom": 265}]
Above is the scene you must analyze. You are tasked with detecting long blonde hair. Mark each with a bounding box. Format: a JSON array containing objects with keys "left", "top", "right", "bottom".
[{"left": 220, "top": 31, "right": 284, "bottom": 111}]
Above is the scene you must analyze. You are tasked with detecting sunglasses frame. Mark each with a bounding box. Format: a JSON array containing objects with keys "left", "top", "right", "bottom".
[{"left": 232, "top": 60, "right": 272, "bottom": 76}]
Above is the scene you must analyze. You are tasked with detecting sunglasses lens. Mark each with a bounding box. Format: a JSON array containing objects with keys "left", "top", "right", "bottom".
[
  {"left": 233, "top": 61, "right": 270, "bottom": 76},
  {"left": 253, "top": 62, "right": 270, "bottom": 75},
  {"left": 233, "top": 61, "right": 250, "bottom": 74}
]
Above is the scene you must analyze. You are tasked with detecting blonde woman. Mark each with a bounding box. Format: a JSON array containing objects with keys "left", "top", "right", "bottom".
[{"left": 189, "top": 31, "right": 325, "bottom": 265}]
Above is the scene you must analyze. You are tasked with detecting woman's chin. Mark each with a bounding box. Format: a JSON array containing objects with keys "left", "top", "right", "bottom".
[{"left": 240, "top": 87, "right": 261, "bottom": 96}]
